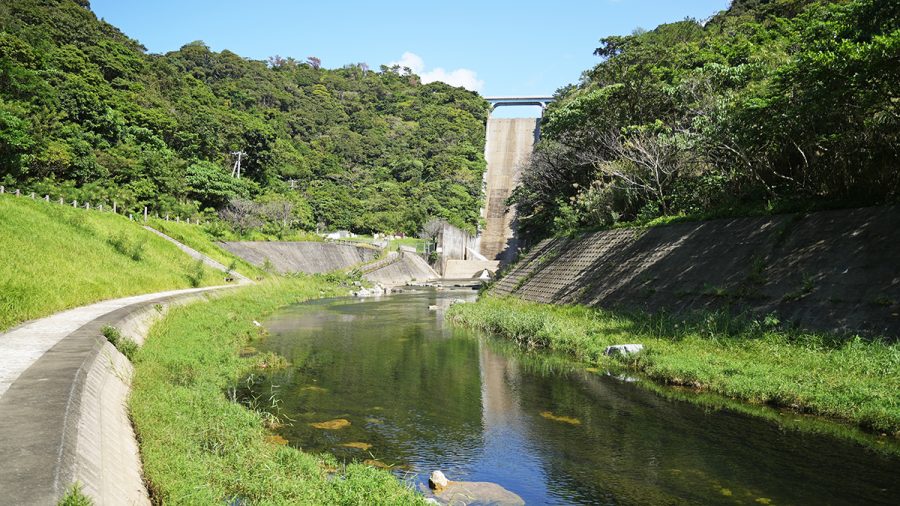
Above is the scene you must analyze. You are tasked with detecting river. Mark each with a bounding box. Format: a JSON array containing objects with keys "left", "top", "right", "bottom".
[{"left": 242, "top": 290, "right": 899, "bottom": 505}]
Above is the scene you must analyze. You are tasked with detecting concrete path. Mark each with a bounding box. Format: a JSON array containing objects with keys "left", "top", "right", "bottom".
[
  {"left": 0, "top": 288, "right": 236, "bottom": 504},
  {"left": 0, "top": 286, "right": 225, "bottom": 398},
  {"left": 0, "top": 227, "right": 251, "bottom": 504}
]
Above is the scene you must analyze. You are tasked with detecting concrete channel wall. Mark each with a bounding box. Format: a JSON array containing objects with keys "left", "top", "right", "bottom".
[
  {"left": 492, "top": 206, "right": 900, "bottom": 337},
  {"left": 0, "top": 288, "right": 230, "bottom": 505},
  {"left": 219, "top": 241, "right": 379, "bottom": 274},
  {"left": 364, "top": 251, "right": 439, "bottom": 285}
]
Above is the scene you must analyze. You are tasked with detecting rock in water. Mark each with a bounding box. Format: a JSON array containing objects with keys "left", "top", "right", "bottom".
[
  {"left": 429, "top": 470, "right": 449, "bottom": 491},
  {"left": 604, "top": 344, "right": 644, "bottom": 356},
  {"left": 427, "top": 481, "right": 525, "bottom": 506}
]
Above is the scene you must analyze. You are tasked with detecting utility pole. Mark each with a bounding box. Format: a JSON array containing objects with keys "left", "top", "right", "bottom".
[{"left": 230, "top": 151, "right": 247, "bottom": 178}]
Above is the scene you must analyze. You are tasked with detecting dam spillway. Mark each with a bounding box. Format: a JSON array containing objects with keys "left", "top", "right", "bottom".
[{"left": 479, "top": 117, "right": 540, "bottom": 264}]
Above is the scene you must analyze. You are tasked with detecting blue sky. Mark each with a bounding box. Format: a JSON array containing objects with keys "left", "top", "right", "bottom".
[{"left": 91, "top": 0, "right": 730, "bottom": 117}]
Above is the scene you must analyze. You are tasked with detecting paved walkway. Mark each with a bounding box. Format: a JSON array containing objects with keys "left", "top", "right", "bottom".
[
  {"left": 0, "top": 285, "right": 226, "bottom": 398},
  {"left": 0, "top": 228, "right": 251, "bottom": 504}
]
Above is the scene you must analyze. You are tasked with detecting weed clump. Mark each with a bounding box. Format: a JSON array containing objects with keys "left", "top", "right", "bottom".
[
  {"left": 107, "top": 232, "right": 147, "bottom": 261},
  {"left": 101, "top": 325, "right": 138, "bottom": 360},
  {"left": 186, "top": 259, "right": 205, "bottom": 288},
  {"left": 57, "top": 482, "right": 93, "bottom": 505}
]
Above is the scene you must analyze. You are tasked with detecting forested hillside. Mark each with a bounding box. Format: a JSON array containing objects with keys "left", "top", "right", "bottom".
[
  {"left": 0, "top": 0, "right": 489, "bottom": 235},
  {"left": 515, "top": 0, "right": 898, "bottom": 241}
]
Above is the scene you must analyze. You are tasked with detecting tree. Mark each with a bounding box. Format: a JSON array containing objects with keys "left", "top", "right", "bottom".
[{"left": 219, "top": 198, "right": 263, "bottom": 234}]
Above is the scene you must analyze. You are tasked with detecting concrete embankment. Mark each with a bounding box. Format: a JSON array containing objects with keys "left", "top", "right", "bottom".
[
  {"left": 363, "top": 249, "right": 439, "bottom": 285},
  {"left": 493, "top": 206, "right": 900, "bottom": 337},
  {"left": 219, "top": 241, "right": 378, "bottom": 274},
  {"left": 0, "top": 287, "right": 234, "bottom": 505}
]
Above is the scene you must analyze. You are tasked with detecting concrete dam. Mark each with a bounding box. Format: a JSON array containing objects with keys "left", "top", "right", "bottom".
[
  {"left": 479, "top": 117, "right": 540, "bottom": 264},
  {"left": 477, "top": 97, "right": 552, "bottom": 266}
]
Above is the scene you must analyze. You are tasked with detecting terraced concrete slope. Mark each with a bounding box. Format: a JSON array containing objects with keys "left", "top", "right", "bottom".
[
  {"left": 219, "top": 242, "right": 378, "bottom": 274},
  {"left": 492, "top": 206, "right": 900, "bottom": 337},
  {"left": 479, "top": 118, "right": 540, "bottom": 264}
]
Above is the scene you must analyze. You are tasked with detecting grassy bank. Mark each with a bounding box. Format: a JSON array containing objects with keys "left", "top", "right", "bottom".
[
  {"left": 0, "top": 195, "right": 225, "bottom": 331},
  {"left": 129, "top": 277, "right": 424, "bottom": 505},
  {"left": 146, "top": 219, "right": 267, "bottom": 279},
  {"left": 447, "top": 296, "right": 900, "bottom": 436}
]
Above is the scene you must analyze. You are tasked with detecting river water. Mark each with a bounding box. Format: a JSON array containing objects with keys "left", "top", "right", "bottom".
[{"left": 245, "top": 290, "right": 900, "bottom": 505}]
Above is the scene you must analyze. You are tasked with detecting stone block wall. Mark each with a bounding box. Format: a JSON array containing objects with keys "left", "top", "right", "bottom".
[{"left": 492, "top": 207, "right": 900, "bottom": 337}]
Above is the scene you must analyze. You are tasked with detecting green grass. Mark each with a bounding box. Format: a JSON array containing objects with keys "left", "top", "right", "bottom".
[
  {"left": 147, "top": 218, "right": 268, "bottom": 279},
  {"left": 340, "top": 234, "right": 426, "bottom": 252},
  {"left": 57, "top": 483, "right": 93, "bottom": 506},
  {"left": 101, "top": 324, "right": 138, "bottom": 361},
  {"left": 447, "top": 296, "right": 900, "bottom": 436},
  {"left": 129, "top": 276, "right": 425, "bottom": 505},
  {"left": 0, "top": 195, "right": 226, "bottom": 331}
]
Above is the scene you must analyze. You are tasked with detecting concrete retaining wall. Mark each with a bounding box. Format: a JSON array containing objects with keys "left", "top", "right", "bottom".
[
  {"left": 0, "top": 290, "right": 224, "bottom": 505},
  {"left": 492, "top": 206, "right": 900, "bottom": 337},
  {"left": 219, "top": 241, "right": 378, "bottom": 274},
  {"left": 444, "top": 259, "right": 500, "bottom": 280},
  {"left": 365, "top": 252, "right": 439, "bottom": 285}
]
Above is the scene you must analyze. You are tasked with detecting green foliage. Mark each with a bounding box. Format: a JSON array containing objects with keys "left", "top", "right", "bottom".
[
  {"left": 0, "top": 0, "right": 489, "bottom": 235},
  {"left": 130, "top": 278, "right": 425, "bottom": 504},
  {"left": 57, "top": 483, "right": 93, "bottom": 506},
  {"left": 106, "top": 231, "right": 146, "bottom": 261},
  {"left": 448, "top": 296, "right": 900, "bottom": 435},
  {"left": 185, "top": 258, "right": 205, "bottom": 288},
  {"left": 516, "top": 0, "right": 899, "bottom": 242},
  {"left": 101, "top": 324, "right": 138, "bottom": 360}
]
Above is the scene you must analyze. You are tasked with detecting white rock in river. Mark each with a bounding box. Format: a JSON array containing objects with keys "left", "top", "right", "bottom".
[
  {"left": 604, "top": 344, "right": 644, "bottom": 356},
  {"left": 429, "top": 470, "right": 449, "bottom": 490}
]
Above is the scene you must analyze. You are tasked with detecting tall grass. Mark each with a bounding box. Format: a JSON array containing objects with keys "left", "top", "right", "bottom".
[
  {"left": 0, "top": 196, "right": 224, "bottom": 331},
  {"left": 129, "top": 277, "right": 425, "bottom": 505},
  {"left": 447, "top": 296, "right": 900, "bottom": 435}
]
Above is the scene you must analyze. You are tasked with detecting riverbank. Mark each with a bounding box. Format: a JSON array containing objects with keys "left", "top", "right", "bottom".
[
  {"left": 129, "top": 277, "right": 425, "bottom": 504},
  {"left": 446, "top": 296, "right": 900, "bottom": 436}
]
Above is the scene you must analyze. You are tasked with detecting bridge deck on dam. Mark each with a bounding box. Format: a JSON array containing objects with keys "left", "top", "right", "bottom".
[{"left": 480, "top": 117, "right": 540, "bottom": 264}]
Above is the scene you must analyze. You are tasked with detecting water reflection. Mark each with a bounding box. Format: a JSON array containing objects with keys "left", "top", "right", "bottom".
[{"left": 245, "top": 291, "right": 900, "bottom": 505}]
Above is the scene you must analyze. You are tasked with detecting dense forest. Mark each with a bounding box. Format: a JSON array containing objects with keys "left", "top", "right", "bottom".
[
  {"left": 514, "top": 0, "right": 898, "bottom": 242},
  {"left": 0, "top": 0, "right": 489, "bottom": 235}
]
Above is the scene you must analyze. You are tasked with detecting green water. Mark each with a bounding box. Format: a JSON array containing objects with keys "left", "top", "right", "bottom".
[{"left": 244, "top": 290, "right": 900, "bottom": 505}]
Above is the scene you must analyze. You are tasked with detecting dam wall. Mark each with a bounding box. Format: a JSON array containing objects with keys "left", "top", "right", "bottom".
[
  {"left": 219, "top": 241, "right": 379, "bottom": 274},
  {"left": 491, "top": 206, "right": 900, "bottom": 337},
  {"left": 479, "top": 118, "right": 540, "bottom": 265}
]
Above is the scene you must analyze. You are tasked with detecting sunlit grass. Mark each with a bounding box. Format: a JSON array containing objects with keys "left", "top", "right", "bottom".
[
  {"left": 130, "top": 277, "right": 425, "bottom": 505},
  {"left": 448, "top": 296, "right": 900, "bottom": 435},
  {"left": 146, "top": 218, "right": 267, "bottom": 279},
  {"left": 0, "top": 195, "right": 224, "bottom": 331}
]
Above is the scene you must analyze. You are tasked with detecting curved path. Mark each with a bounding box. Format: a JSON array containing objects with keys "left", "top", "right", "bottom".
[{"left": 0, "top": 229, "right": 249, "bottom": 505}]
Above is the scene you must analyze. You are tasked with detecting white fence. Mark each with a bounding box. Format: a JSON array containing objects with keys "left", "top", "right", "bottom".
[{"left": 0, "top": 185, "right": 206, "bottom": 225}]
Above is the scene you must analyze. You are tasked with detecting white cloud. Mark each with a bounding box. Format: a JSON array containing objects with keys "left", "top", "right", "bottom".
[{"left": 387, "top": 52, "right": 484, "bottom": 92}]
